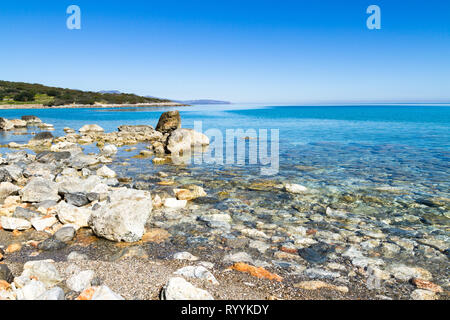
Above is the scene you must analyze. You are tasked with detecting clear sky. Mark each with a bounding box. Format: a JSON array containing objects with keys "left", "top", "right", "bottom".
[{"left": 0, "top": 0, "right": 449, "bottom": 103}]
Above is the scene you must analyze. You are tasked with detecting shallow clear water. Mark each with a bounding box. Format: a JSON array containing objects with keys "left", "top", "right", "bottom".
[{"left": 1, "top": 104, "right": 449, "bottom": 286}]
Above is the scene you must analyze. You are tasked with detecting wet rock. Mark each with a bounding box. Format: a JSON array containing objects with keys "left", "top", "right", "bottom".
[
  {"left": 36, "top": 286, "right": 65, "bottom": 300},
  {"left": 28, "top": 132, "right": 54, "bottom": 147},
  {"left": 223, "top": 252, "right": 254, "bottom": 264},
  {"left": 54, "top": 226, "right": 77, "bottom": 242},
  {"left": 386, "top": 264, "right": 432, "bottom": 282},
  {"left": 173, "top": 252, "right": 199, "bottom": 261},
  {"left": 38, "top": 238, "right": 67, "bottom": 251},
  {"left": 174, "top": 266, "right": 219, "bottom": 285},
  {"left": 155, "top": 111, "right": 181, "bottom": 134},
  {"left": 100, "top": 144, "right": 118, "bottom": 157},
  {"left": 0, "top": 182, "right": 20, "bottom": 204},
  {"left": 79, "top": 124, "right": 104, "bottom": 134},
  {"left": 285, "top": 183, "right": 308, "bottom": 194},
  {"left": 410, "top": 289, "right": 437, "bottom": 300},
  {"left": 249, "top": 240, "right": 271, "bottom": 254},
  {"left": 50, "top": 141, "right": 82, "bottom": 153},
  {"left": 166, "top": 128, "right": 210, "bottom": 154},
  {"left": 56, "top": 201, "right": 92, "bottom": 228},
  {"left": 20, "top": 177, "right": 60, "bottom": 203},
  {"left": 22, "top": 115, "right": 42, "bottom": 125},
  {"left": 298, "top": 243, "right": 334, "bottom": 264},
  {"left": 0, "top": 216, "right": 32, "bottom": 231},
  {"left": 0, "top": 117, "right": 14, "bottom": 131},
  {"left": 65, "top": 192, "right": 90, "bottom": 207},
  {"left": 174, "top": 185, "right": 207, "bottom": 200},
  {"left": 89, "top": 188, "right": 152, "bottom": 242},
  {"left": 294, "top": 280, "right": 348, "bottom": 293},
  {"left": 164, "top": 198, "right": 187, "bottom": 209},
  {"left": 304, "top": 268, "right": 340, "bottom": 280},
  {"left": 66, "top": 270, "right": 95, "bottom": 292},
  {"left": 0, "top": 264, "right": 14, "bottom": 283},
  {"left": 162, "top": 277, "right": 214, "bottom": 300}
]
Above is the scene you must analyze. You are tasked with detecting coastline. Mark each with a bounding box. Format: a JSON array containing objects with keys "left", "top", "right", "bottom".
[
  {"left": 0, "top": 102, "right": 187, "bottom": 110},
  {"left": 0, "top": 110, "right": 448, "bottom": 301}
]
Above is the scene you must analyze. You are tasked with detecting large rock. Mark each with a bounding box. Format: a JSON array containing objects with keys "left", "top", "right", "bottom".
[
  {"left": 21, "top": 115, "right": 42, "bottom": 125},
  {"left": 55, "top": 201, "right": 92, "bottom": 228},
  {"left": 162, "top": 277, "right": 214, "bottom": 300},
  {"left": 0, "top": 182, "right": 20, "bottom": 204},
  {"left": 57, "top": 175, "right": 107, "bottom": 194},
  {"left": 36, "top": 287, "right": 65, "bottom": 300},
  {"left": 88, "top": 188, "right": 152, "bottom": 242},
  {"left": 155, "top": 111, "right": 181, "bottom": 134},
  {"left": 79, "top": 124, "right": 104, "bottom": 134},
  {"left": 166, "top": 128, "right": 209, "bottom": 154},
  {"left": 0, "top": 165, "right": 23, "bottom": 182},
  {"left": 0, "top": 217, "right": 32, "bottom": 231},
  {"left": 21, "top": 260, "right": 63, "bottom": 288},
  {"left": 0, "top": 118, "right": 14, "bottom": 131},
  {"left": 66, "top": 270, "right": 95, "bottom": 292},
  {"left": 15, "top": 280, "right": 47, "bottom": 300},
  {"left": 28, "top": 132, "right": 54, "bottom": 147},
  {"left": 100, "top": 144, "right": 118, "bottom": 157},
  {"left": 20, "top": 177, "right": 60, "bottom": 203}
]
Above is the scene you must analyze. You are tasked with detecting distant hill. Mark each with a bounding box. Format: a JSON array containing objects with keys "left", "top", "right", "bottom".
[
  {"left": 175, "top": 99, "right": 231, "bottom": 105},
  {"left": 98, "top": 90, "right": 122, "bottom": 94},
  {"left": 0, "top": 80, "right": 171, "bottom": 106}
]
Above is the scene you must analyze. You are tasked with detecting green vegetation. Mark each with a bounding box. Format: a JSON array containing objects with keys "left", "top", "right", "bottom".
[{"left": 0, "top": 80, "right": 170, "bottom": 106}]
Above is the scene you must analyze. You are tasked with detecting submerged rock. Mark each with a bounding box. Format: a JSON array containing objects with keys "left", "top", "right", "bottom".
[
  {"left": 79, "top": 124, "right": 104, "bottom": 134},
  {"left": 166, "top": 128, "right": 210, "bottom": 154}
]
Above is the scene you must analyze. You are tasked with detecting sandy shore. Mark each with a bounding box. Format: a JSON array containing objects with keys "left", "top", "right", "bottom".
[{"left": 0, "top": 102, "right": 186, "bottom": 110}]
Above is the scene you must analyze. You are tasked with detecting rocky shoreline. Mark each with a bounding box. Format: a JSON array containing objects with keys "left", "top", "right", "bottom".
[
  {"left": 0, "top": 102, "right": 185, "bottom": 110},
  {"left": 0, "top": 111, "right": 448, "bottom": 300}
]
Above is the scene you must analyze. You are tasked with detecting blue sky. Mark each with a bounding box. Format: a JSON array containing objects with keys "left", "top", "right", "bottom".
[{"left": 0, "top": 0, "right": 449, "bottom": 103}]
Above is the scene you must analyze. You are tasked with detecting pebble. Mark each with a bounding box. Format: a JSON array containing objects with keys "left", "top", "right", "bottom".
[
  {"left": 162, "top": 277, "right": 214, "bottom": 300},
  {"left": 38, "top": 238, "right": 67, "bottom": 251},
  {"left": 173, "top": 251, "right": 199, "bottom": 261},
  {"left": 410, "top": 289, "right": 437, "bottom": 300},
  {"left": 36, "top": 286, "right": 65, "bottom": 300},
  {"left": 164, "top": 198, "right": 187, "bottom": 209},
  {"left": 0, "top": 216, "right": 32, "bottom": 231},
  {"left": 294, "top": 280, "right": 349, "bottom": 293},
  {"left": 66, "top": 270, "right": 95, "bottom": 292},
  {"left": 54, "top": 226, "right": 77, "bottom": 242},
  {"left": 174, "top": 266, "right": 219, "bottom": 285},
  {"left": 67, "top": 251, "right": 89, "bottom": 261}
]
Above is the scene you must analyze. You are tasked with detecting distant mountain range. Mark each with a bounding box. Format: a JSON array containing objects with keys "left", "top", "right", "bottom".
[
  {"left": 100, "top": 91, "right": 231, "bottom": 105},
  {"left": 173, "top": 99, "right": 231, "bottom": 105}
]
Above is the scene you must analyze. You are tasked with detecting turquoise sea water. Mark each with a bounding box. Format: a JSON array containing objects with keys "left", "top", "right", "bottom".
[
  {"left": 1, "top": 104, "right": 449, "bottom": 288},
  {"left": 1, "top": 103, "right": 449, "bottom": 206}
]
